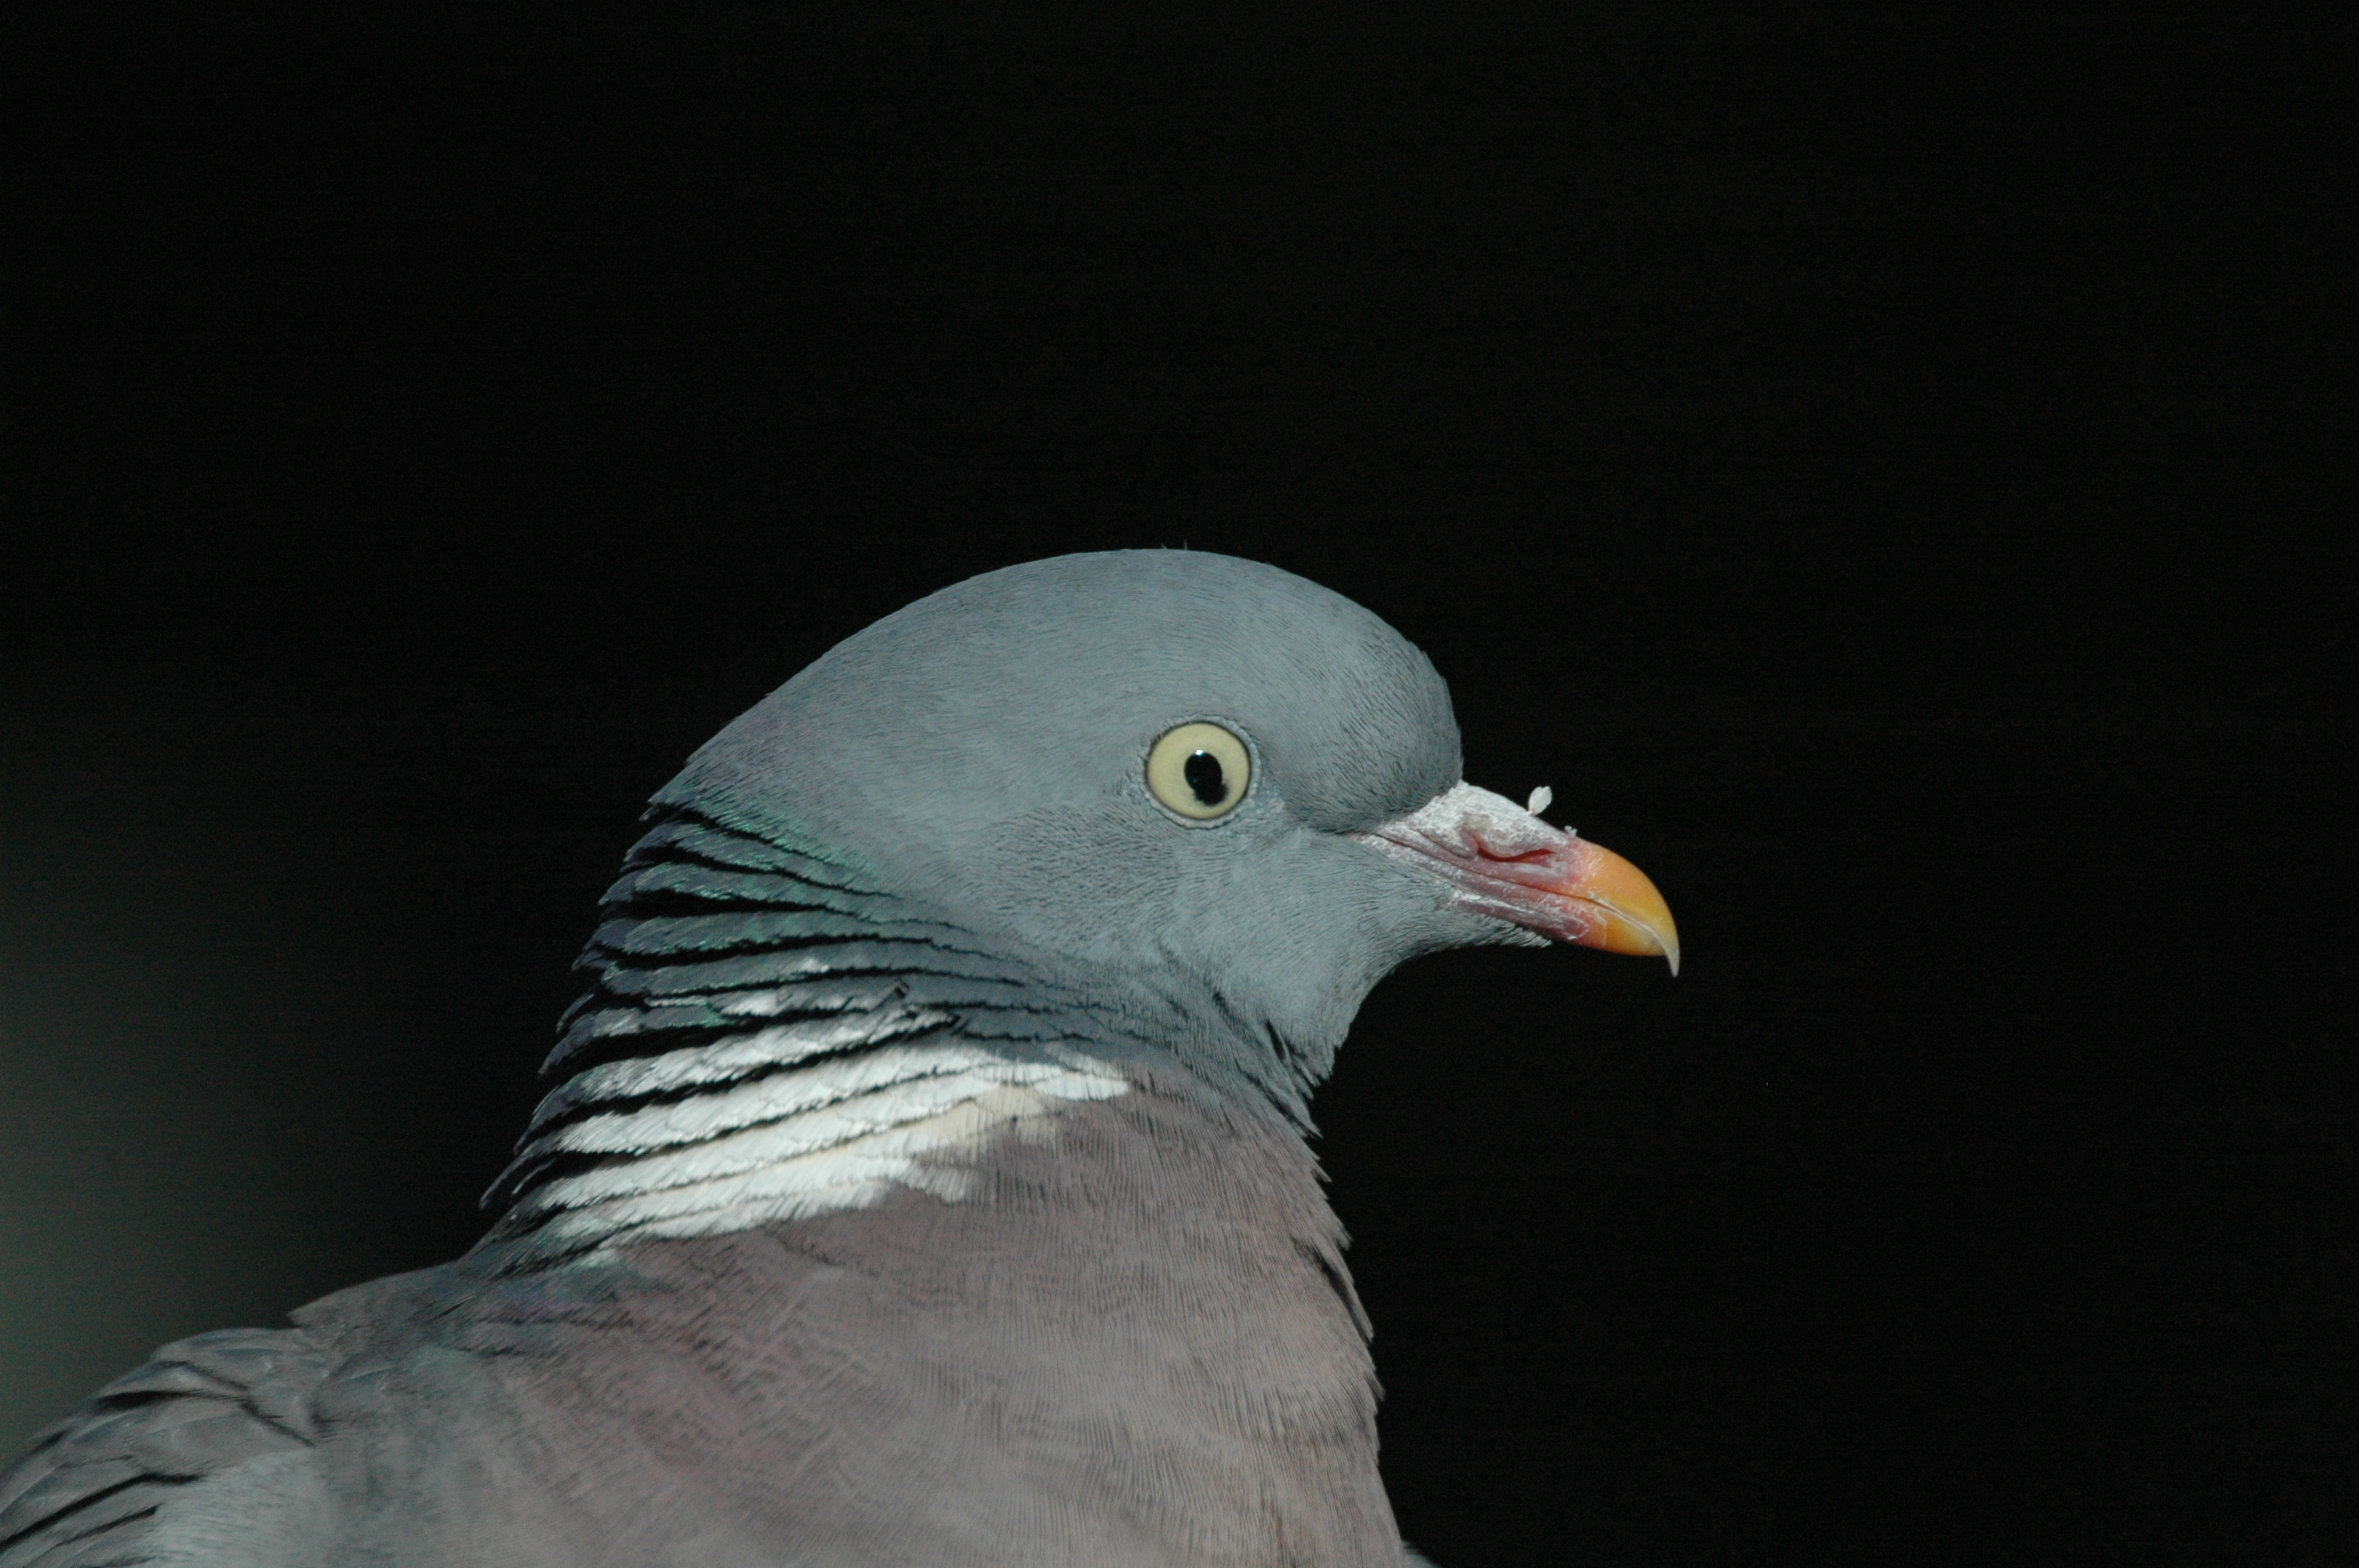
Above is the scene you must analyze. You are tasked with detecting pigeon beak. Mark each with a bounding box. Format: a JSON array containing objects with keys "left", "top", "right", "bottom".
[{"left": 1351, "top": 783, "right": 1681, "bottom": 975}]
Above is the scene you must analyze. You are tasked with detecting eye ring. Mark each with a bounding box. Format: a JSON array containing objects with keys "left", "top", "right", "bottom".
[{"left": 1145, "top": 722, "right": 1252, "bottom": 822}]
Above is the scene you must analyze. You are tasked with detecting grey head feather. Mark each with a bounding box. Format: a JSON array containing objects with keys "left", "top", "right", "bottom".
[{"left": 646, "top": 550, "right": 1495, "bottom": 1109}]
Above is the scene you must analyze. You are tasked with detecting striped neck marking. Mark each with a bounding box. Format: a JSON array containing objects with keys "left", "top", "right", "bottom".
[{"left": 487, "top": 1013, "right": 1128, "bottom": 1265}]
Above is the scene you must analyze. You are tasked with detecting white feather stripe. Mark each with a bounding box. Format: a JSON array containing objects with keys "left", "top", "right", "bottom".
[
  {"left": 712, "top": 986, "right": 857, "bottom": 1018},
  {"left": 536, "top": 1158, "right": 948, "bottom": 1247},
  {"left": 528, "top": 1080, "right": 1112, "bottom": 1247},
  {"left": 519, "top": 1059, "right": 1128, "bottom": 1213},
  {"left": 537, "top": 1178, "right": 907, "bottom": 1251},
  {"left": 535, "top": 1008, "right": 956, "bottom": 1125},
  {"left": 709, "top": 980, "right": 1002, "bottom": 1019},
  {"left": 526, "top": 1049, "right": 1080, "bottom": 1166},
  {"left": 616, "top": 1186, "right": 904, "bottom": 1243}
]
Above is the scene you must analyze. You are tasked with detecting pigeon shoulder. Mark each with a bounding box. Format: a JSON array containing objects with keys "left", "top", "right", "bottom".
[
  {"left": 0, "top": 1267, "right": 543, "bottom": 1568},
  {"left": 0, "top": 1323, "right": 337, "bottom": 1568}
]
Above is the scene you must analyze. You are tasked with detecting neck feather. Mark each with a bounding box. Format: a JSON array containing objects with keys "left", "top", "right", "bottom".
[{"left": 478, "top": 808, "right": 1183, "bottom": 1269}]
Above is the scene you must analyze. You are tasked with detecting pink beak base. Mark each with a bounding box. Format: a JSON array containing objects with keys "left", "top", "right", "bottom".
[{"left": 1351, "top": 783, "right": 1681, "bottom": 975}]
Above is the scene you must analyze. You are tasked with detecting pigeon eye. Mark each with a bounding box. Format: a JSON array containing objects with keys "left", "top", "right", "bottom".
[{"left": 1145, "top": 723, "right": 1251, "bottom": 821}]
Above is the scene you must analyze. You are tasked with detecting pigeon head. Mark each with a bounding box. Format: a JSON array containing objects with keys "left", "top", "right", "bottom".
[{"left": 648, "top": 550, "right": 1675, "bottom": 1109}]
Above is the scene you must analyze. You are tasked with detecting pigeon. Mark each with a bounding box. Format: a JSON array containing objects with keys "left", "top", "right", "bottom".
[{"left": 0, "top": 550, "right": 1677, "bottom": 1567}]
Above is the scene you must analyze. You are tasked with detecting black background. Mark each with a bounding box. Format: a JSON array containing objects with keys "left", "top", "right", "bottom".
[{"left": 2, "top": 5, "right": 2349, "bottom": 1562}]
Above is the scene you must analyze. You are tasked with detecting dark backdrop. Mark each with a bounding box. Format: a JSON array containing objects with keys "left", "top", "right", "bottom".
[{"left": 3, "top": 6, "right": 2346, "bottom": 1563}]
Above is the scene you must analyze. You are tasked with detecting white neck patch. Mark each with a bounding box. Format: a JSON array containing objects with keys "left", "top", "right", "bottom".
[{"left": 489, "top": 1014, "right": 1129, "bottom": 1264}]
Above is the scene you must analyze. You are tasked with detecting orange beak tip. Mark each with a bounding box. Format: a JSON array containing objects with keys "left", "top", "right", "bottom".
[{"left": 1565, "top": 840, "right": 1681, "bottom": 977}]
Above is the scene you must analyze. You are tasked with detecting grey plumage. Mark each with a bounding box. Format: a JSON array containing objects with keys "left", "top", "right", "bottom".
[{"left": 3, "top": 551, "right": 1673, "bottom": 1566}]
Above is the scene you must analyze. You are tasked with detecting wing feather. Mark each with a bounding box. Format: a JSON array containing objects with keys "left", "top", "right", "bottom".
[{"left": 0, "top": 1330, "right": 326, "bottom": 1568}]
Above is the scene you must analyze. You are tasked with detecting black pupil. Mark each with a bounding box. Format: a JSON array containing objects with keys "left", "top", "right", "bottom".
[{"left": 1183, "top": 750, "right": 1227, "bottom": 806}]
